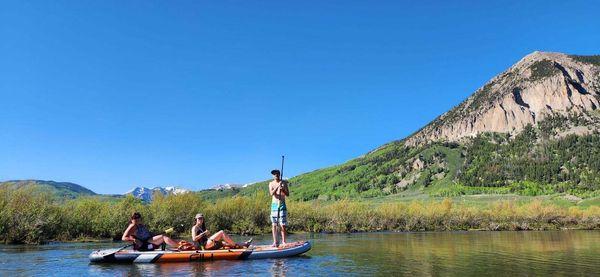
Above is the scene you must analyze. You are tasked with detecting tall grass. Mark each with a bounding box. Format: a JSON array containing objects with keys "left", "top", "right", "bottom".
[
  {"left": 0, "top": 187, "right": 599, "bottom": 244},
  {"left": 288, "top": 198, "right": 600, "bottom": 233}
]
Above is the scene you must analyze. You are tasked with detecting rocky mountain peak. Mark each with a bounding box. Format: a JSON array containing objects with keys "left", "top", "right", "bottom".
[
  {"left": 406, "top": 51, "right": 600, "bottom": 145},
  {"left": 211, "top": 183, "right": 242, "bottom": 190},
  {"left": 125, "top": 186, "right": 190, "bottom": 202}
]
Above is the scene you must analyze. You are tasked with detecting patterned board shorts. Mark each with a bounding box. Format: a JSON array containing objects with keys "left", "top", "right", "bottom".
[{"left": 270, "top": 202, "right": 287, "bottom": 226}]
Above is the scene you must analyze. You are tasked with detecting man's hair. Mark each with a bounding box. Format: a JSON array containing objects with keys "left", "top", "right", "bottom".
[{"left": 271, "top": 169, "right": 281, "bottom": 176}]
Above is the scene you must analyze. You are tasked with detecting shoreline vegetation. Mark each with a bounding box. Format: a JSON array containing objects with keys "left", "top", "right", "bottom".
[{"left": 1, "top": 187, "right": 599, "bottom": 244}]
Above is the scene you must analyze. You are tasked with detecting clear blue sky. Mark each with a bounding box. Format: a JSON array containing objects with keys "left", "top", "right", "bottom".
[{"left": 1, "top": 1, "right": 598, "bottom": 194}]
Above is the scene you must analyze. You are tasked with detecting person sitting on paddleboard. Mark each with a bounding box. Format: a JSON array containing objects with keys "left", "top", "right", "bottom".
[
  {"left": 191, "top": 213, "right": 252, "bottom": 250},
  {"left": 269, "top": 169, "right": 289, "bottom": 247},
  {"left": 122, "top": 212, "right": 180, "bottom": 251}
]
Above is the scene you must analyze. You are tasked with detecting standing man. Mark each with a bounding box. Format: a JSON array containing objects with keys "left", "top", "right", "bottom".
[{"left": 269, "top": 169, "right": 289, "bottom": 247}]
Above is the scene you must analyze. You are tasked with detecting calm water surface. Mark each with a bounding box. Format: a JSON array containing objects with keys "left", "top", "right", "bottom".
[{"left": 1, "top": 231, "right": 599, "bottom": 276}]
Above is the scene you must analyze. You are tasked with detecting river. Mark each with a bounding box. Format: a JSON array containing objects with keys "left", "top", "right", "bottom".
[{"left": 1, "top": 231, "right": 599, "bottom": 276}]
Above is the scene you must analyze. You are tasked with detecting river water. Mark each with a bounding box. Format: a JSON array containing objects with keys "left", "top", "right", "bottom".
[{"left": 1, "top": 231, "right": 599, "bottom": 276}]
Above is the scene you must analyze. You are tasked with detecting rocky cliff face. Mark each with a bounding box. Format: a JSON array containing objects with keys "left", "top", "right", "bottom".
[{"left": 406, "top": 52, "right": 600, "bottom": 145}]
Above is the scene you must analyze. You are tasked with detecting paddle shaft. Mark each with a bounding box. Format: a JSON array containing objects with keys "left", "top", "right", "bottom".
[
  {"left": 277, "top": 156, "right": 285, "bottom": 230},
  {"left": 280, "top": 155, "right": 285, "bottom": 182},
  {"left": 102, "top": 244, "right": 133, "bottom": 257}
]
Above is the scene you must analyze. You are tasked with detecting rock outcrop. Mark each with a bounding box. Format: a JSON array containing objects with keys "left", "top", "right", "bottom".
[{"left": 406, "top": 52, "right": 600, "bottom": 145}]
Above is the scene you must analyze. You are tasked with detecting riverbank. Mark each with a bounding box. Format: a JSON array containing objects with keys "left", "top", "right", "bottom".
[{"left": 1, "top": 187, "right": 599, "bottom": 244}]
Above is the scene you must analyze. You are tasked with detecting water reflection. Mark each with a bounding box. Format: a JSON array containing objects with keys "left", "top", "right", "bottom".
[
  {"left": 309, "top": 231, "right": 600, "bottom": 276},
  {"left": 2, "top": 231, "right": 600, "bottom": 276},
  {"left": 89, "top": 259, "right": 242, "bottom": 276},
  {"left": 269, "top": 259, "right": 287, "bottom": 277}
]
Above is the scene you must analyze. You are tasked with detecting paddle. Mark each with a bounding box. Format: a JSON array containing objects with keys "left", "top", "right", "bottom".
[
  {"left": 101, "top": 243, "right": 133, "bottom": 258},
  {"left": 280, "top": 155, "right": 285, "bottom": 188},
  {"left": 276, "top": 155, "right": 285, "bottom": 242},
  {"left": 278, "top": 155, "right": 285, "bottom": 204}
]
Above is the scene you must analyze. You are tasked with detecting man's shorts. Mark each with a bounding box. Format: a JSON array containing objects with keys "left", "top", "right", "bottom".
[{"left": 270, "top": 202, "right": 287, "bottom": 226}]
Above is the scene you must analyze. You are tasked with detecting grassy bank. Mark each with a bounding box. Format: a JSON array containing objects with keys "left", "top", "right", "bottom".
[{"left": 1, "top": 187, "right": 599, "bottom": 244}]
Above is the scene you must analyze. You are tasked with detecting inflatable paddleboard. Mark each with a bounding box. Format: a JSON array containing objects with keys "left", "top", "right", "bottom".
[{"left": 89, "top": 241, "right": 311, "bottom": 263}]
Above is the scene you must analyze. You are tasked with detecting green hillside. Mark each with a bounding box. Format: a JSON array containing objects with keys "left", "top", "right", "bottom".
[
  {"left": 198, "top": 113, "right": 600, "bottom": 202},
  {"left": 0, "top": 180, "right": 97, "bottom": 199}
]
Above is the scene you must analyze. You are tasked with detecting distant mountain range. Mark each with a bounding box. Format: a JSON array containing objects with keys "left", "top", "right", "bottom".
[
  {"left": 0, "top": 180, "right": 222, "bottom": 202},
  {"left": 210, "top": 183, "right": 256, "bottom": 190},
  {"left": 124, "top": 186, "right": 190, "bottom": 202},
  {"left": 210, "top": 184, "right": 240, "bottom": 190}
]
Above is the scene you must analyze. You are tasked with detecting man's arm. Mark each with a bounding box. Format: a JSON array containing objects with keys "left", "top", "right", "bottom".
[{"left": 269, "top": 182, "right": 277, "bottom": 196}]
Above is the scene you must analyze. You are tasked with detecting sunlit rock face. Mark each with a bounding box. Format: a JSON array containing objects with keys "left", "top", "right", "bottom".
[{"left": 406, "top": 52, "right": 600, "bottom": 146}]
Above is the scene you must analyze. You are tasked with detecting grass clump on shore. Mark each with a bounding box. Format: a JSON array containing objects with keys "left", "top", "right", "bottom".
[
  {"left": 0, "top": 187, "right": 599, "bottom": 244},
  {"left": 288, "top": 198, "right": 600, "bottom": 233}
]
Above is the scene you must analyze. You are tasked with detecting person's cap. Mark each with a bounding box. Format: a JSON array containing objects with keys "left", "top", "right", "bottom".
[
  {"left": 271, "top": 169, "right": 281, "bottom": 175},
  {"left": 195, "top": 213, "right": 204, "bottom": 219}
]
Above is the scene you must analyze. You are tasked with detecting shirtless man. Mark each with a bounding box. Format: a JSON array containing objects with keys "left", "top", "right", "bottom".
[{"left": 269, "top": 169, "right": 289, "bottom": 247}]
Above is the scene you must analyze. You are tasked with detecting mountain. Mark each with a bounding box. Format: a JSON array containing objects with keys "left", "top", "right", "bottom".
[
  {"left": 125, "top": 186, "right": 190, "bottom": 202},
  {"left": 0, "top": 180, "right": 191, "bottom": 202},
  {"left": 0, "top": 180, "right": 97, "bottom": 199},
  {"left": 407, "top": 52, "right": 600, "bottom": 145},
  {"left": 211, "top": 184, "right": 243, "bottom": 190},
  {"left": 213, "top": 52, "right": 600, "bottom": 201},
  {"left": 195, "top": 183, "right": 262, "bottom": 202}
]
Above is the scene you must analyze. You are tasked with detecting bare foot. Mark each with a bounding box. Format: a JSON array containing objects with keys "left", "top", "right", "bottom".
[
  {"left": 271, "top": 242, "right": 277, "bottom": 247},
  {"left": 243, "top": 238, "right": 253, "bottom": 248}
]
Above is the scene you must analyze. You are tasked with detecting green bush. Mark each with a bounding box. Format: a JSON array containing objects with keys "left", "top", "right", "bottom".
[{"left": 0, "top": 187, "right": 63, "bottom": 244}]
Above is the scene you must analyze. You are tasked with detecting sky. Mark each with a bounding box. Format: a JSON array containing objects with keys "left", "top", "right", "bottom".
[{"left": 1, "top": 1, "right": 599, "bottom": 194}]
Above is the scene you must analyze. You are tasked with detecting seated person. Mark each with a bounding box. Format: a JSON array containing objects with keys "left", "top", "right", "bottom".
[
  {"left": 122, "top": 212, "right": 179, "bottom": 251},
  {"left": 191, "top": 213, "right": 252, "bottom": 250}
]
